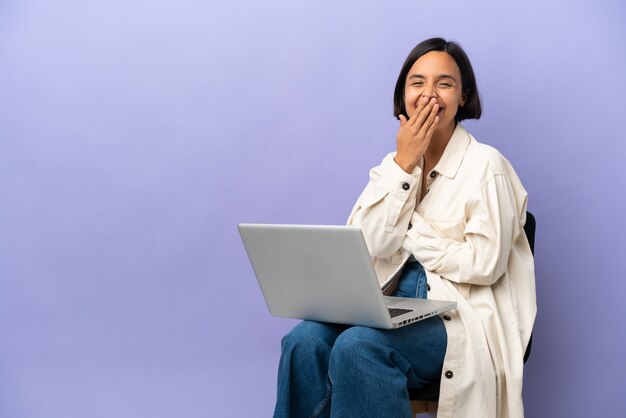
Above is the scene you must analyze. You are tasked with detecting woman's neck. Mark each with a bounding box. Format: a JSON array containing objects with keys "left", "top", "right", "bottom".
[{"left": 424, "top": 121, "right": 456, "bottom": 169}]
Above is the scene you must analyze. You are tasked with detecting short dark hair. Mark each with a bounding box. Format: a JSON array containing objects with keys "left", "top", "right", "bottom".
[{"left": 393, "top": 38, "right": 482, "bottom": 122}]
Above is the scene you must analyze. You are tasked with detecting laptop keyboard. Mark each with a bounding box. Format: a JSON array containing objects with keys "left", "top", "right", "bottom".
[{"left": 388, "top": 307, "right": 413, "bottom": 318}]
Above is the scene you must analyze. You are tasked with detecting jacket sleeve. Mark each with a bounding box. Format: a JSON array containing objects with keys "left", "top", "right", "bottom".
[
  {"left": 402, "top": 173, "right": 527, "bottom": 286},
  {"left": 347, "top": 153, "right": 423, "bottom": 259}
]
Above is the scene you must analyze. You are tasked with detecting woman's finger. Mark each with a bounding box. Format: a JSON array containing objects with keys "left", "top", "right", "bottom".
[
  {"left": 413, "top": 98, "right": 438, "bottom": 131},
  {"left": 424, "top": 115, "right": 440, "bottom": 141},
  {"left": 417, "top": 103, "right": 439, "bottom": 136},
  {"left": 407, "top": 95, "right": 430, "bottom": 126}
]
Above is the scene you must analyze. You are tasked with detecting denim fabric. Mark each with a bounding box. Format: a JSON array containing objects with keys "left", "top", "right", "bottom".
[
  {"left": 273, "top": 261, "right": 447, "bottom": 418},
  {"left": 391, "top": 261, "right": 428, "bottom": 299}
]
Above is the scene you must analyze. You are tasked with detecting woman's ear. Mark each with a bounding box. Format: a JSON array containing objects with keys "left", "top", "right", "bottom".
[{"left": 460, "top": 92, "right": 467, "bottom": 107}]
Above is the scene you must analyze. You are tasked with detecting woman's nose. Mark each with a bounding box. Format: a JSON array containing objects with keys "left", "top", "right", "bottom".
[{"left": 422, "top": 85, "right": 438, "bottom": 99}]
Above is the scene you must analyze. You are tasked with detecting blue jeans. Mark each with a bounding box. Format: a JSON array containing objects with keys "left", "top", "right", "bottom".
[{"left": 273, "top": 261, "right": 447, "bottom": 418}]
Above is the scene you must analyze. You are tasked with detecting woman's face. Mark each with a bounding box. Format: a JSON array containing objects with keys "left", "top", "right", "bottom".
[{"left": 404, "top": 51, "right": 466, "bottom": 133}]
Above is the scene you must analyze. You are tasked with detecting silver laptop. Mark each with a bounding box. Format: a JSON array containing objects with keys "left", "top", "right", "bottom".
[{"left": 237, "top": 224, "right": 456, "bottom": 329}]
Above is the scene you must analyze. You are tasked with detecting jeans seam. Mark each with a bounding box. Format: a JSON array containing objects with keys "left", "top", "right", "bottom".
[{"left": 309, "top": 376, "right": 332, "bottom": 418}]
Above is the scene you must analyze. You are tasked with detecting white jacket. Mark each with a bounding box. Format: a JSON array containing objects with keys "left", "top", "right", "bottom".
[{"left": 347, "top": 124, "right": 536, "bottom": 418}]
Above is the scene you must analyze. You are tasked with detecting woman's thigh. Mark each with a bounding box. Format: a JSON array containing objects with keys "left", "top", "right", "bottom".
[{"left": 331, "top": 316, "right": 447, "bottom": 384}]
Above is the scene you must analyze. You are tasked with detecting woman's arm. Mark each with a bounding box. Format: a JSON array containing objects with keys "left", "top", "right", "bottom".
[
  {"left": 403, "top": 173, "right": 527, "bottom": 286},
  {"left": 349, "top": 98, "right": 440, "bottom": 258},
  {"left": 347, "top": 153, "right": 422, "bottom": 259}
]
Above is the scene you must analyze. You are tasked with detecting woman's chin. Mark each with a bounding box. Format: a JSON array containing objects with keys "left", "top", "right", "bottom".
[{"left": 435, "top": 118, "right": 456, "bottom": 133}]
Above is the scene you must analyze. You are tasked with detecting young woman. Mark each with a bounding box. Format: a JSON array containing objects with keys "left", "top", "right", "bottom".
[{"left": 273, "top": 38, "right": 536, "bottom": 418}]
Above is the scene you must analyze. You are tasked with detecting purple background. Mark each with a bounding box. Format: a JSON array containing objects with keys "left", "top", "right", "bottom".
[{"left": 1, "top": 1, "right": 625, "bottom": 417}]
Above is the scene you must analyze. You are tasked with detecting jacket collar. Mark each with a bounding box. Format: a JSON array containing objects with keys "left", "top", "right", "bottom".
[{"left": 432, "top": 123, "right": 471, "bottom": 179}]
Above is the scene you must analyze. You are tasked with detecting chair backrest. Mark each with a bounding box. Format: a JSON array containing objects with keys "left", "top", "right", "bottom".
[
  {"left": 522, "top": 211, "right": 535, "bottom": 363},
  {"left": 524, "top": 211, "right": 536, "bottom": 255}
]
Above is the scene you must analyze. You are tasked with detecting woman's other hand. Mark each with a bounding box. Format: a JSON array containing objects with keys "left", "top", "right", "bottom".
[{"left": 394, "top": 96, "right": 439, "bottom": 173}]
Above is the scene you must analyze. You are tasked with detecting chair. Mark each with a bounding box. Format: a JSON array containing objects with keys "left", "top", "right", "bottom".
[{"left": 410, "top": 211, "right": 536, "bottom": 416}]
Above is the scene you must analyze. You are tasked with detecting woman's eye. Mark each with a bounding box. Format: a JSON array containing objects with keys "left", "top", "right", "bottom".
[
  {"left": 439, "top": 83, "right": 452, "bottom": 87},
  {"left": 411, "top": 82, "right": 424, "bottom": 86}
]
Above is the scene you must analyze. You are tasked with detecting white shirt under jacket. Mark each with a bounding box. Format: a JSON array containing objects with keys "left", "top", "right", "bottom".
[{"left": 347, "top": 124, "right": 536, "bottom": 418}]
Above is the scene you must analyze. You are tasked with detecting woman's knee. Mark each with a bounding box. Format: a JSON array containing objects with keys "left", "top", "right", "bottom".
[
  {"left": 329, "top": 327, "right": 387, "bottom": 364},
  {"left": 281, "top": 321, "right": 342, "bottom": 357},
  {"left": 328, "top": 326, "right": 405, "bottom": 386},
  {"left": 337, "top": 325, "right": 388, "bottom": 344}
]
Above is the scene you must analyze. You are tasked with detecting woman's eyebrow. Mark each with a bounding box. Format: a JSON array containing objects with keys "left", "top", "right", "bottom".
[
  {"left": 407, "top": 74, "right": 457, "bottom": 82},
  {"left": 438, "top": 74, "right": 457, "bottom": 82}
]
